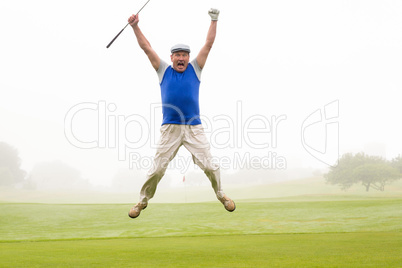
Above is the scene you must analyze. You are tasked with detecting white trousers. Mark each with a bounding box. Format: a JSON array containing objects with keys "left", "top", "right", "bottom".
[{"left": 139, "top": 124, "right": 224, "bottom": 204}]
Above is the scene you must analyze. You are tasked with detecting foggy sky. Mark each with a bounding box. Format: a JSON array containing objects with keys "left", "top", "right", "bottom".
[{"left": 1, "top": 0, "right": 401, "bottom": 186}]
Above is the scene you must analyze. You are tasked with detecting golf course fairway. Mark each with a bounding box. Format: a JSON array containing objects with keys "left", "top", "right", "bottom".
[{"left": 1, "top": 197, "right": 401, "bottom": 267}]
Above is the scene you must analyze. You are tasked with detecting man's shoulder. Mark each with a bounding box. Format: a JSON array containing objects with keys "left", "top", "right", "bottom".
[
  {"left": 158, "top": 59, "right": 170, "bottom": 73},
  {"left": 189, "top": 59, "right": 202, "bottom": 81},
  {"left": 157, "top": 60, "right": 170, "bottom": 84},
  {"left": 189, "top": 59, "right": 199, "bottom": 69}
]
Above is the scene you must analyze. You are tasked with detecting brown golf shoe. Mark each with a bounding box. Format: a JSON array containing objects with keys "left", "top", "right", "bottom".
[
  {"left": 218, "top": 194, "right": 236, "bottom": 212},
  {"left": 128, "top": 202, "right": 147, "bottom": 218}
]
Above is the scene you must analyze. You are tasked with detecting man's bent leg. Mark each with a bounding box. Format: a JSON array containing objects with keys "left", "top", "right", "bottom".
[
  {"left": 138, "top": 156, "right": 170, "bottom": 204},
  {"left": 191, "top": 151, "right": 235, "bottom": 211},
  {"left": 183, "top": 125, "right": 223, "bottom": 196},
  {"left": 184, "top": 125, "right": 235, "bottom": 211},
  {"left": 130, "top": 157, "right": 171, "bottom": 218},
  {"left": 138, "top": 124, "right": 183, "bottom": 204},
  {"left": 193, "top": 154, "right": 224, "bottom": 197}
]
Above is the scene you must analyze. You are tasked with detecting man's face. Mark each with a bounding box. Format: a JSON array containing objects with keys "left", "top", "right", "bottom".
[{"left": 171, "top": 51, "right": 190, "bottom": 73}]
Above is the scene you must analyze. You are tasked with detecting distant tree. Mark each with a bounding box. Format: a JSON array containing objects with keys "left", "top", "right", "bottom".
[
  {"left": 29, "top": 160, "right": 89, "bottom": 190},
  {"left": 0, "top": 167, "right": 14, "bottom": 186},
  {"left": 353, "top": 163, "right": 400, "bottom": 191},
  {"left": 390, "top": 155, "right": 402, "bottom": 173},
  {"left": 324, "top": 153, "right": 401, "bottom": 192},
  {"left": 0, "top": 142, "right": 26, "bottom": 186}
]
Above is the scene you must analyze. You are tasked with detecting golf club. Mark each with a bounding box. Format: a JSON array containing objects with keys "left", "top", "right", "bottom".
[{"left": 106, "top": 0, "right": 151, "bottom": 49}]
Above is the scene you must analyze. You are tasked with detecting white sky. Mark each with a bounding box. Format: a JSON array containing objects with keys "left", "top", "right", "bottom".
[{"left": 1, "top": 0, "right": 402, "bottom": 186}]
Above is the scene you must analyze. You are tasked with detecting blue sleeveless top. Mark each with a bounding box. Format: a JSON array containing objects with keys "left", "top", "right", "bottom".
[{"left": 159, "top": 61, "right": 201, "bottom": 125}]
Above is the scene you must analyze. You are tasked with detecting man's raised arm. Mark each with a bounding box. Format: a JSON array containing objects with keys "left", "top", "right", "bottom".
[
  {"left": 196, "top": 9, "right": 219, "bottom": 70},
  {"left": 128, "top": 14, "right": 160, "bottom": 71}
]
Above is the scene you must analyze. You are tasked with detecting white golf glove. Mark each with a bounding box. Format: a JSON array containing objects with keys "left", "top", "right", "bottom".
[{"left": 208, "top": 8, "right": 220, "bottom": 21}]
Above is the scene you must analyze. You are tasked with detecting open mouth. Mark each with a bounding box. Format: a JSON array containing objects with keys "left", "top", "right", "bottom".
[{"left": 177, "top": 62, "right": 185, "bottom": 67}]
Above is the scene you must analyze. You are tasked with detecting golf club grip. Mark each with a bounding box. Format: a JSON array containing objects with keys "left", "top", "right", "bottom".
[{"left": 106, "top": 23, "right": 129, "bottom": 49}]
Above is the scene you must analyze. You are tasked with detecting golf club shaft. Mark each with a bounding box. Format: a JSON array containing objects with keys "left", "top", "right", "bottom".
[
  {"left": 106, "top": 23, "right": 129, "bottom": 48},
  {"left": 106, "top": 0, "right": 151, "bottom": 49}
]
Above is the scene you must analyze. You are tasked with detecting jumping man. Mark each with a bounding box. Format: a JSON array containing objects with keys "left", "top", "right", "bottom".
[{"left": 128, "top": 8, "right": 235, "bottom": 218}]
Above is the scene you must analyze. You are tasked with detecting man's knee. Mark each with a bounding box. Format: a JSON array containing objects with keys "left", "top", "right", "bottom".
[
  {"left": 147, "top": 164, "right": 167, "bottom": 178},
  {"left": 203, "top": 163, "right": 220, "bottom": 175}
]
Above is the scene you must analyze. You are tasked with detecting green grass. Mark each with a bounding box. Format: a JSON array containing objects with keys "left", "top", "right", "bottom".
[
  {"left": 1, "top": 198, "right": 401, "bottom": 241},
  {"left": 1, "top": 197, "right": 402, "bottom": 267},
  {"left": 1, "top": 233, "right": 401, "bottom": 267}
]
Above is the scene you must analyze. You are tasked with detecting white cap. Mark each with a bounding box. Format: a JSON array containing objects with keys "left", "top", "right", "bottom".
[{"left": 171, "top": 44, "right": 191, "bottom": 54}]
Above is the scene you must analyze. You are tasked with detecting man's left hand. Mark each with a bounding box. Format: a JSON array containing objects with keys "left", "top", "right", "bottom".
[{"left": 208, "top": 8, "right": 220, "bottom": 21}]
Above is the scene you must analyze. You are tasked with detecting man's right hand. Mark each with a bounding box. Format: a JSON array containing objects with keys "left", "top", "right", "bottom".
[{"left": 128, "top": 14, "right": 139, "bottom": 27}]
